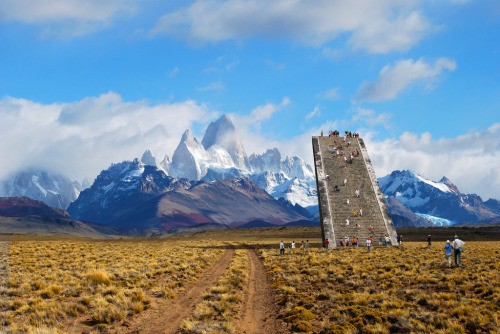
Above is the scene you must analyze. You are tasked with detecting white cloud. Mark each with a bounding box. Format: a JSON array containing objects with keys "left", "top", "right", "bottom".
[
  {"left": 348, "top": 11, "right": 430, "bottom": 53},
  {"left": 305, "top": 105, "right": 321, "bottom": 120},
  {"left": 150, "top": 0, "right": 436, "bottom": 53},
  {"left": 169, "top": 66, "right": 179, "bottom": 78},
  {"left": 321, "top": 47, "right": 343, "bottom": 60},
  {"left": 238, "top": 97, "right": 291, "bottom": 131},
  {"left": 265, "top": 59, "right": 286, "bottom": 70},
  {"left": 0, "top": 0, "right": 138, "bottom": 37},
  {"left": 350, "top": 105, "right": 392, "bottom": 128},
  {"left": 0, "top": 93, "right": 216, "bottom": 182},
  {"left": 317, "top": 87, "right": 341, "bottom": 101},
  {"left": 357, "top": 57, "right": 457, "bottom": 102},
  {"left": 197, "top": 81, "right": 225, "bottom": 92},
  {"left": 364, "top": 124, "right": 500, "bottom": 200}
]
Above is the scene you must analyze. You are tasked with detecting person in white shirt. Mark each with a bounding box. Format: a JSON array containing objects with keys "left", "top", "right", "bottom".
[
  {"left": 279, "top": 240, "right": 285, "bottom": 255},
  {"left": 452, "top": 235, "right": 464, "bottom": 267},
  {"left": 366, "top": 238, "right": 372, "bottom": 252}
]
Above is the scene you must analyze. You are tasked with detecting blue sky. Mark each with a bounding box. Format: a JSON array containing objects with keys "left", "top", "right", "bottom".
[{"left": 0, "top": 0, "right": 499, "bottom": 199}]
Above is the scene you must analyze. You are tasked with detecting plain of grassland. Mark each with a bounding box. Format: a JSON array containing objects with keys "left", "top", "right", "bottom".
[
  {"left": 0, "top": 226, "right": 499, "bottom": 333},
  {"left": 0, "top": 235, "right": 10, "bottom": 329}
]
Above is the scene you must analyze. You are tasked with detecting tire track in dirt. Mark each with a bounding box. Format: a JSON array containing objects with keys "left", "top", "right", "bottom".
[
  {"left": 116, "top": 248, "right": 234, "bottom": 334},
  {"left": 236, "top": 249, "right": 286, "bottom": 334}
]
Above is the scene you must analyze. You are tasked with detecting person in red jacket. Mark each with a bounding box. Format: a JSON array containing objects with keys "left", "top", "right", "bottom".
[{"left": 324, "top": 238, "right": 330, "bottom": 249}]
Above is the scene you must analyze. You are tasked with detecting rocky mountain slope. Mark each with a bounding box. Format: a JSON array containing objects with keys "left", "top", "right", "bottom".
[
  {"left": 68, "top": 159, "right": 309, "bottom": 231},
  {"left": 158, "top": 114, "right": 317, "bottom": 213},
  {"left": 0, "top": 169, "right": 81, "bottom": 210},
  {"left": 379, "top": 170, "right": 499, "bottom": 226}
]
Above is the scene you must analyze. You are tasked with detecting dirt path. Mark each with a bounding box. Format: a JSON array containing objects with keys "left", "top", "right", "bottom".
[
  {"left": 114, "top": 248, "right": 234, "bottom": 334},
  {"left": 236, "top": 249, "right": 286, "bottom": 334}
]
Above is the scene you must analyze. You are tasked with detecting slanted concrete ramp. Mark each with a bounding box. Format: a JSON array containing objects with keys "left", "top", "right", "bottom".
[{"left": 312, "top": 135, "right": 397, "bottom": 247}]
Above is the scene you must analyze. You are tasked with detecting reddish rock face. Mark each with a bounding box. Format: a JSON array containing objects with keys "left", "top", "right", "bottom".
[{"left": 0, "top": 196, "right": 70, "bottom": 219}]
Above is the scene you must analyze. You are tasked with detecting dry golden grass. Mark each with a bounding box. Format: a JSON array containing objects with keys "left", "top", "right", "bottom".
[
  {"left": 180, "top": 248, "right": 249, "bottom": 334},
  {"left": 2, "top": 230, "right": 500, "bottom": 334},
  {"left": 0, "top": 239, "right": 11, "bottom": 331},
  {"left": 260, "top": 241, "right": 500, "bottom": 333},
  {"left": 4, "top": 238, "right": 223, "bottom": 333}
]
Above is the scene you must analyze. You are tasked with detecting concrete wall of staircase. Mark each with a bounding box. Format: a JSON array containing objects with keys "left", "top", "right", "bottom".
[{"left": 312, "top": 135, "right": 398, "bottom": 247}]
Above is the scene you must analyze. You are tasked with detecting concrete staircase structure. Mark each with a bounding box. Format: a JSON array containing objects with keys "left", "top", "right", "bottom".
[{"left": 312, "top": 135, "right": 398, "bottom": 248}]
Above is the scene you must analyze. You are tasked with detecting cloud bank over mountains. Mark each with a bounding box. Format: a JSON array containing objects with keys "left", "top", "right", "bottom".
[{"left": 1, "top": 93, "right": 498, "bottom": 201}]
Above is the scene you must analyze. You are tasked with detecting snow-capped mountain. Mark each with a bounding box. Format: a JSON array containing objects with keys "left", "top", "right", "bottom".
[
  {"left": 163, "top": 114, "right": 317, "bottom": 212},
  {"left": 67, "top": 159, "right": 192, "bottom": 227},
  {"left": 67, "top": 159, "right": 310, "bottom": 230},
  {"left": 378, "top": 170, "right": 499, "bottom": 225},
  {"left": 0, "top": 169, "right": 82, "bottom": 210}
]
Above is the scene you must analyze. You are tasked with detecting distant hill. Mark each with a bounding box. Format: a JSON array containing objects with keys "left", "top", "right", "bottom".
[
  {"left": 0, "top": 197, "right": 69, "bottom": 218},
  {"left": 0, "top": 197, "right": 119, "bottom": 238}
]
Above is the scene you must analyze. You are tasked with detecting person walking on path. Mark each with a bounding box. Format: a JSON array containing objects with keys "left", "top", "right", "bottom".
[
  {"left": 444, "top": 240, "right": 452, "bottom": 268},
  {"left": 280, "top": 240, "right": 285, "bottom": 255},
  {"left": 453, "top": 235, "right": 465, "bottom": 267},
  {"left": 427, "top": 235, "right": 432, "bottom": 248}
]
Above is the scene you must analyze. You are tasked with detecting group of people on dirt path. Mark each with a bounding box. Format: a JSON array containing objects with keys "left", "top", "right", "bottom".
[{"left": 279, "top": 240, "right": 309, "bottom": 255}]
